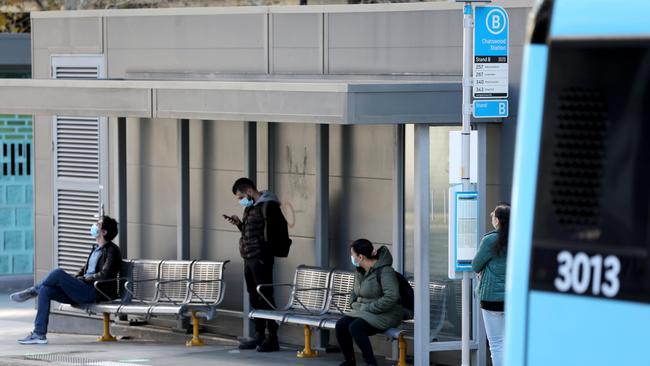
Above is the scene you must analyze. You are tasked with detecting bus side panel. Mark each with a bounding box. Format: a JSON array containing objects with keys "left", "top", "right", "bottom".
[
  {"left": 504, "top": 44, "right": 548, "bottom": 366},
  {"left": 527, "top": 291, "right": 647, "bottom": 366}
]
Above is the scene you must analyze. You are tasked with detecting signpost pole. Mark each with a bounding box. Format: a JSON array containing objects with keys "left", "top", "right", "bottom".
[{"left": 461, "top": 2, "right": 473, "bottom": 365}]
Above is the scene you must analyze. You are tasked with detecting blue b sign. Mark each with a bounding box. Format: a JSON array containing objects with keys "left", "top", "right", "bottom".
[
  {"left": 473, "top": 99, "right": 508, "bottom": 118},
  {"left": 473, "top": 6, "right": 509, "bottom": 99}
]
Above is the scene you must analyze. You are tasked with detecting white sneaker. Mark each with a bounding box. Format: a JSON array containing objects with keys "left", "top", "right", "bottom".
[{"left": 18, "top": 332, "right": 48, "bottom": 345}]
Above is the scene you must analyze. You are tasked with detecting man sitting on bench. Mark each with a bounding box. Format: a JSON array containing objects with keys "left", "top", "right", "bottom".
[{"left": 10, "top": 215, "right": 122, "bottom": 344}]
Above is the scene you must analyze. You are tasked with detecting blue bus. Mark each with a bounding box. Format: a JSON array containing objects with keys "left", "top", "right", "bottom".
[{"left": 505, "top": 0, "right": 649, "bottom": 365}]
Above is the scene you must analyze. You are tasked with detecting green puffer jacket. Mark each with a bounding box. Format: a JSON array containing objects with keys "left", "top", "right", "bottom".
[
  {"left": 472, "top": 230, "right": 507, "bottom": 302},
  {"left": 347, "top": 246, "right": 403, "bottom": 330}
]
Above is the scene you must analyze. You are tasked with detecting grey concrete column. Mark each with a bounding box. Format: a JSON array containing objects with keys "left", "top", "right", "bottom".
[
  {"left": 243, "top": 121, "right": 257, "bottom": 338},
  {"left": 177, "top": 119, "right": 190, "bottom": 260},
  {"left": 267, "top": 122, "right": 276, "bottom": 192},
  {"left": 414, "top": 124, "right": 431, "bottom": 365},
  {"left": 117, "top": 117, "right": 127, "bottom": 259}
]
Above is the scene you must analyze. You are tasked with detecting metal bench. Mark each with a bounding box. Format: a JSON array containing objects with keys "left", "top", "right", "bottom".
[
  {"left": 248, "top": 265, "right": 332, "bottom": 357},
  {"left": 59, "top": 259, "right": 229, "bottom": 346},
  {"left": 250, "top": 266, "right": 448, "bottom": 366}
]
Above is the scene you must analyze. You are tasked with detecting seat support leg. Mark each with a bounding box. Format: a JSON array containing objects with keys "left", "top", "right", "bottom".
[
  {"left": 186, "top": 311, "right": 205, "bottom": 347},
  {"left": 394, "top": 334, "right": 410, "bottom": 366},
  {"left": 296, "top": 325, "right": 318, "bottom": 358},
  {"left": 98, "top": 313, "right": 117, "bottom": 342}
]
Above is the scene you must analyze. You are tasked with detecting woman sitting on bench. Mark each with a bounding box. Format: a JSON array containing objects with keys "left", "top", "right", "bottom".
[{"left": 336, "top": 239, "right": 402, "bottom": 366}]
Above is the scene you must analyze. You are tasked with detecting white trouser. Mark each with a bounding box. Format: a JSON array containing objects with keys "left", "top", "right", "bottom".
[{"left": 481, "top": 309, "right": 505, "bottom": 366}]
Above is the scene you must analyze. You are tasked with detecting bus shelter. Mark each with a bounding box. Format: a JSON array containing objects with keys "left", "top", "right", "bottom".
[{"left": 0, "top": 3, "right": 532, "bottom": 364}]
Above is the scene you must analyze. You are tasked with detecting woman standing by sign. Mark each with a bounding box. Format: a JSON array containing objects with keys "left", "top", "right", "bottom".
[{"left": 472, "top": 203, "right": 510, "bottom": 366}]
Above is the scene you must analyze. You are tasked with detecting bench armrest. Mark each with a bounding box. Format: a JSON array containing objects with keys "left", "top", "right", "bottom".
[
  {"left": 187, "top": 279, "right": 226, "bottom": 307},
  {"left": 156, "top": 278, "right": 189, "bottom": 285},
  {"left": 93, "top": 276, "right": 130, "bottom": 302},
  {"left": 327, "top": 291, "right": 352, "bottom": 314},
  {"left": 124, "top": 278, "right": 159, "bottom": 301},
  {"left": 256, "top": 283, "right": 295, "bottom": 311},
  {"left": 256, "top": 284, "right": 329, "bottom": 313},
  {"left": 154, "top": 280, "right": 190, "bottom": 305},
  {"left": 293, "top": 287, "right": 330, "bottom": 314}
]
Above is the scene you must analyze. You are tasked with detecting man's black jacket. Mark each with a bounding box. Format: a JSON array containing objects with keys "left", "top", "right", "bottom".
[{"left": 76, "top": 241, "right": 123, "bottom": 302}]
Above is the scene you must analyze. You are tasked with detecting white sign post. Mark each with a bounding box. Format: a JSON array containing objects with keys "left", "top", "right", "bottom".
[{"left": 452, "top": 1, "right": 508, "bottom": 365}]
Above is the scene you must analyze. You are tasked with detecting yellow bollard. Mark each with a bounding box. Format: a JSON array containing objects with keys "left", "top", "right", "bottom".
[
  {"left": 185, "top": 311, "right": 205, "bottom": 347},
  {"left": 394, "top": 334, "right": 410, "bottom": 366},
  {"left": 296, "top": 325, "right": 318, "bottom": 358},
  {"left": 98, "top": 313, "right": 117, "bottom": 342}
]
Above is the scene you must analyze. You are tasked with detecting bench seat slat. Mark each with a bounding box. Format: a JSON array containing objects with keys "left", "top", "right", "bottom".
[{"left": 248, "top": 309, "right": 288, "bottom": 323}]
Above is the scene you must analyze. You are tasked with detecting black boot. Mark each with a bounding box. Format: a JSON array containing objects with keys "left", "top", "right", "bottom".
[
  {"left": 338, "top": 360, "right": 356, "bottom": 366},
  {"left": 238, "top": 332, "right": 264, "bottom": 350},
  {"left": 256, "top": 334, "right": 279, "bottom": 352}
]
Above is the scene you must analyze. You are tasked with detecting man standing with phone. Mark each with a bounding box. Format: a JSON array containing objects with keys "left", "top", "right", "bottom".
[{"left": 224, "top": 177, "right": 291, "bottom": 352}]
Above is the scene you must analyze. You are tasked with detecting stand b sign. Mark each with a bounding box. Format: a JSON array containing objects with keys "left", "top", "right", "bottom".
[{"left": 473, "top": 6, "right": 509, "bottom": 99}]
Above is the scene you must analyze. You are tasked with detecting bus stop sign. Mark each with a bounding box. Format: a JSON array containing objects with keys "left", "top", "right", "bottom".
[
  {"left": 473, "top": 99, "right": 509, "bottom": 118},
  {"left": 473, "top": 6, "right": 509, "bottom": 98}
]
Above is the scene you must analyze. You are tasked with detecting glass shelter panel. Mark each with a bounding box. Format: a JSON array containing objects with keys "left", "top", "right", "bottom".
[{"left": 405, "top": 125, "right": 469, "bottom": 342}]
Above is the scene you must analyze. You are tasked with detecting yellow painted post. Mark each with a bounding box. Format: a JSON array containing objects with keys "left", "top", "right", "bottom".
[
  {"left": 296, "top": 325, "right": 318, "bottom": 358},
  {"left": 185, "top": 311, "right": 205, "bottom": 347},
  {"left": 394, "top": 334, "right": 410, "bottom": 366},
  {"left": 98, "top": 313, "right": 117, "bottom": 342}
]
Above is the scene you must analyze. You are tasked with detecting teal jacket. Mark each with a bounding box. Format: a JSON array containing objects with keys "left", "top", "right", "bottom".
[
  {"left": 472, "top": 230, "right": 507, "bottom": 302},
  {"left": 347, "top": 246, "right": 403, "bottom": 330}
]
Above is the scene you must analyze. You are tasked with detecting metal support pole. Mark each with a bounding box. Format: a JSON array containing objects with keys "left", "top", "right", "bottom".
[
  {"left": 393, "top": 125, "right": 405, "bottom": 273},
  {"left": 243, "top": 121, "right": 257, "bottom": 338},
  {"left": 391, "top": 124, "right": 406, "bottom": 362},
  {"left": 117, "top": 117, "right": 128, "bottom": 259},
  {"left": 315, "top": 124, "right": 329, "bottom": 268},
  {"left": 175, "top": 118, "right": 191, "bottom": 332},
  {"left": 98, "top": 313, "right": 116, "bottom": 342},
  {"left": 461, "top": 3, "right": 474, "bottom": 366},
  {"left": 316, "top": 124, "right": 330, "bottom": 349},
  {"left": 476, "top": 125, "right": 488, "bottom": 366},
  {"left": 177, "top": 119, "right": 190, "bottom": 261},
  {"left": 414, "top": 124, "right": 430, "bottom": 366}
]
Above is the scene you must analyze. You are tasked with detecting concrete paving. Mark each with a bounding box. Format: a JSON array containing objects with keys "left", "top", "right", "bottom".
[{"left": 0, "top": 293, "right": 393, "bottom": 366}]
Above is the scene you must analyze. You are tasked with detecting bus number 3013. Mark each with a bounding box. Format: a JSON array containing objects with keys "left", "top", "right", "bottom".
[{"left": 553, "top": 251, "right": 621, "bottom": 298}]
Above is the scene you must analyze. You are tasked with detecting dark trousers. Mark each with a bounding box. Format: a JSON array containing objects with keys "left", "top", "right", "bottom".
[
  {"left": 335, "top": 315, "right": 382, "bottom": 365},
  {"left": 244, "top": 255, "right": 278, "bottom": 336},
  {"left": 34, "top": 268, "right": 96, "bottom": 335}
]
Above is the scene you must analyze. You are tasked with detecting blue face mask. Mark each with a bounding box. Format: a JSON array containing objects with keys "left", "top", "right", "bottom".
[
  {"left": 90, "top": 223, "right": 101, "bottom": 238},
  {"left": 239, "top": 196, "right": 254, "bottom": 207},
  {"left": 350, "top": 255, "right": 360, "bottom": 267}
]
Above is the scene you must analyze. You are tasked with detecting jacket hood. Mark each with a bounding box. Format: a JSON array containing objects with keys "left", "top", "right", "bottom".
[
  {"left": 355, "top": 245, "right": 393, "bottom": 273},
  {"left": 373, "top": 245, "right": 394, "bottom": 268},
  {"left": 254, "top": 190, "right": 280, "bottom": 206}
]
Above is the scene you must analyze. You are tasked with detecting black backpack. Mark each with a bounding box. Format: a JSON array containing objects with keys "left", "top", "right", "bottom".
[
  {"left": 262, "top": 201, "right": 292, "bottom": 258},
  {"left": 376, "top": 266, "right": 415, "bottom": 320}
]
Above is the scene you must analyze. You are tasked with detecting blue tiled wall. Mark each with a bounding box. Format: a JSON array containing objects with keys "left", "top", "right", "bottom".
[{"left": 0, "top": 114, "right": 33, "bottom": 275}]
